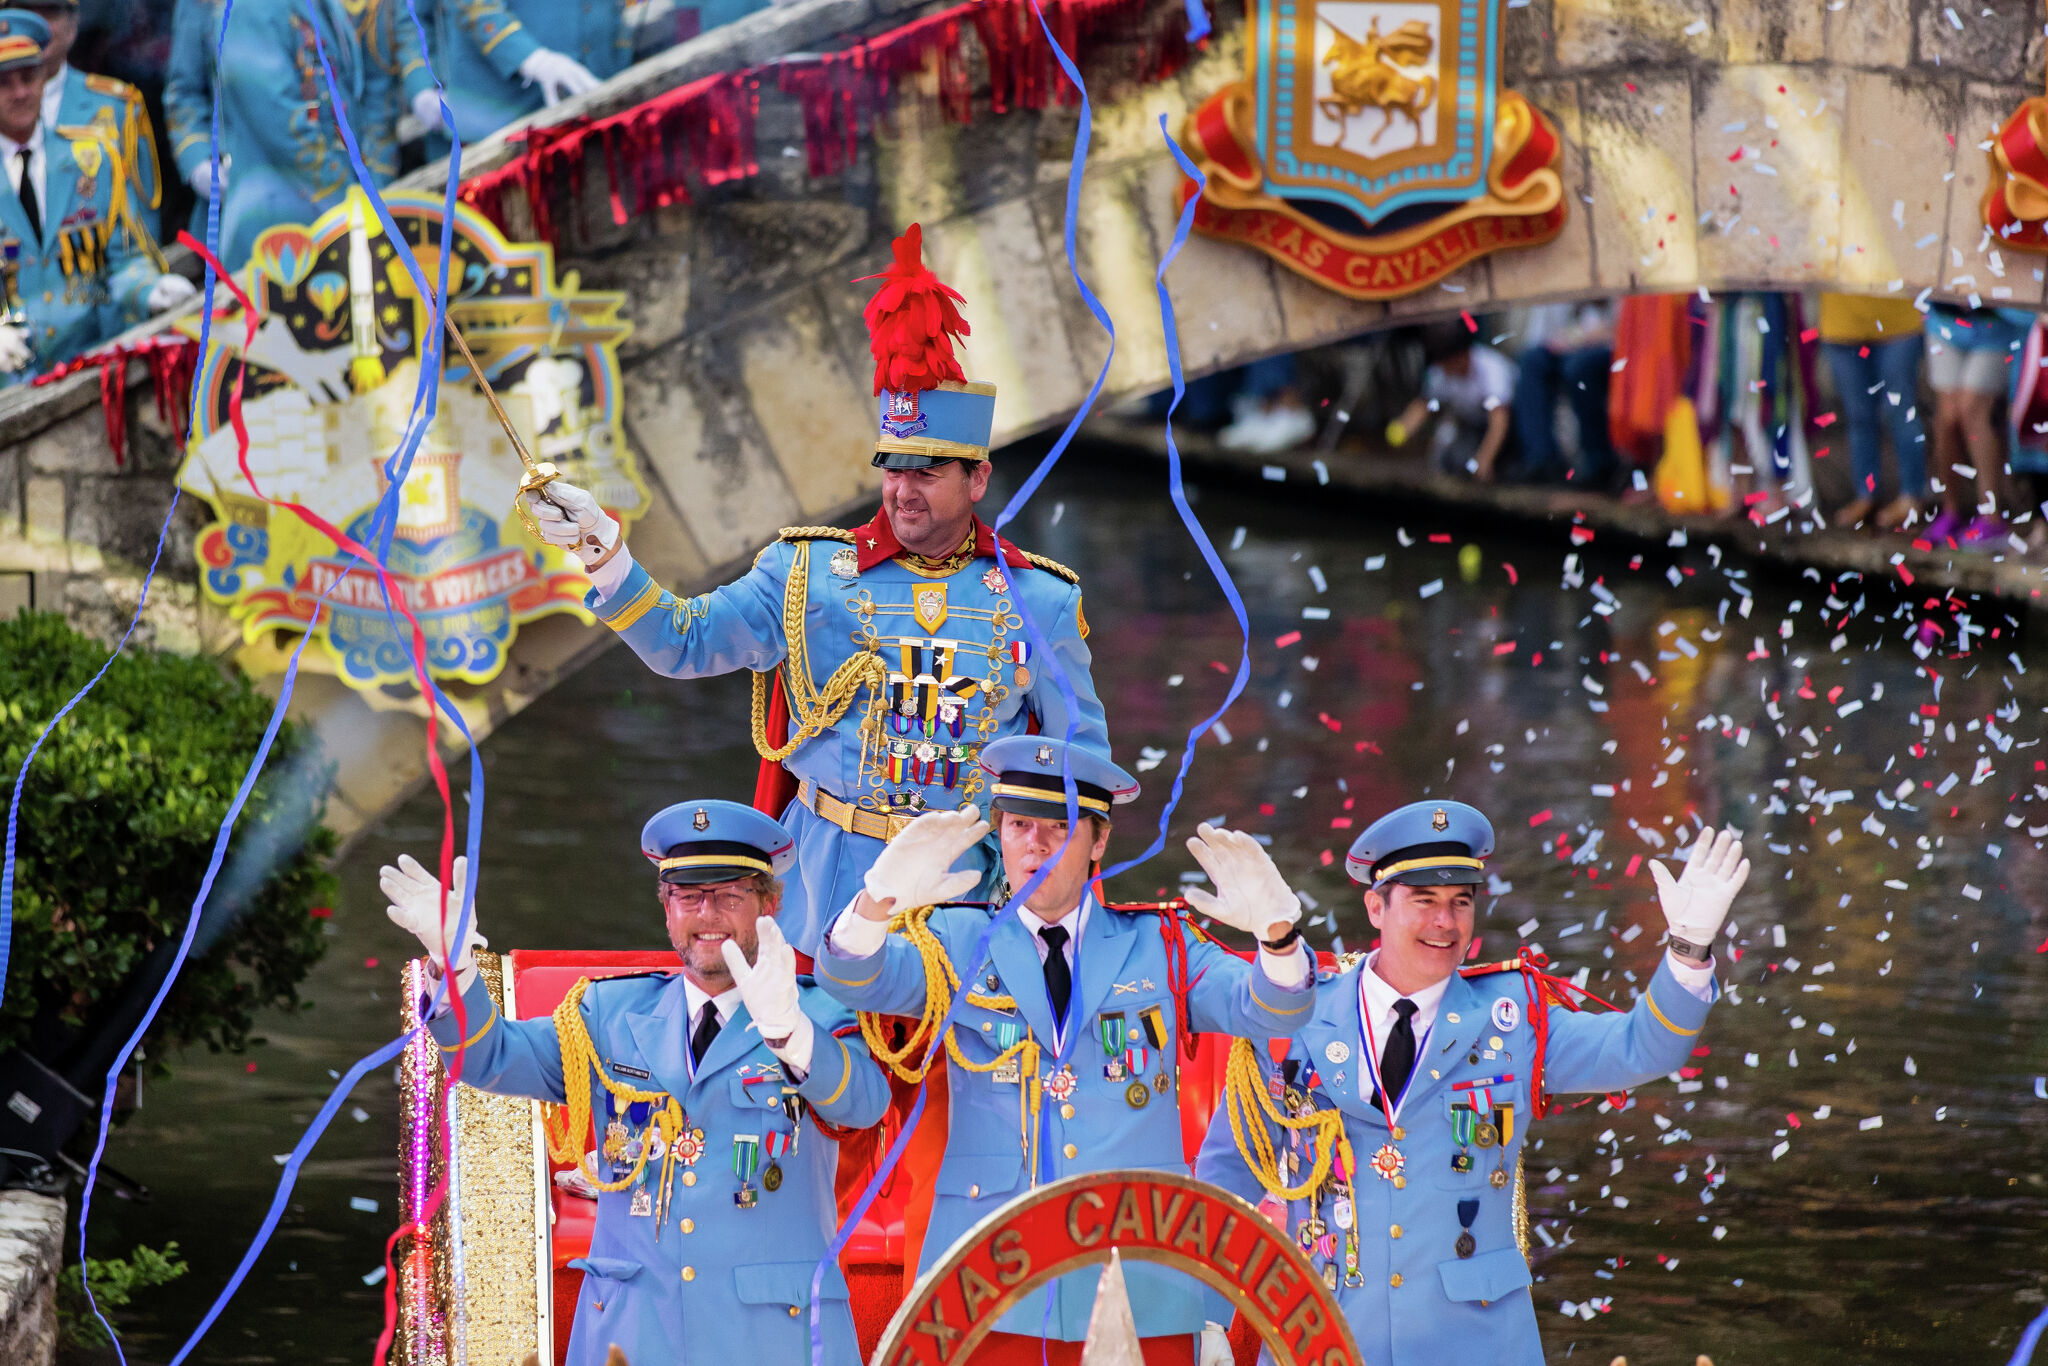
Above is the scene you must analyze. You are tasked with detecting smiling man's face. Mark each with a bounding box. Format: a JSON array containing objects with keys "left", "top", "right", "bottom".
[
  {"left": 660, "top": 876, "right": 775, "bottom": 992},
  {"left": 1364, "top": 881, "right": 1476, "bottom": 994}
]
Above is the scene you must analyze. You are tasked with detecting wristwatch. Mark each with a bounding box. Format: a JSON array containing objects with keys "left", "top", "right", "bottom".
[{"left": 1665, "top": 932, "right": 1713, "bottom": 966}]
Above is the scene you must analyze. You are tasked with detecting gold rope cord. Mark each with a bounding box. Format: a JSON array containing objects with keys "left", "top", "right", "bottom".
[
  {"left": 1220, "top": 1037, "right": 1357, "bottom": 1202},
  {"left": 750, "top": 539, "right": 886, "bottom": 763},
  {"left": 540, "top": 977, "right": 672, "bottom": 1193},
  {"left": 855, "top": 905, "right": 1045, "bottom": 1179}
]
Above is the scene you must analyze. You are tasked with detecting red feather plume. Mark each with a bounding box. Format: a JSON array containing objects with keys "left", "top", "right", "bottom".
[{"left": 857, "top": 223, "right": 969, "bottom": 397}]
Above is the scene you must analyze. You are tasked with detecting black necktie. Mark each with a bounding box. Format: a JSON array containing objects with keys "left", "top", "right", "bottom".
[
  {"left": 1377, "top": 998, "right": 1418, "bottom": 1110},
  {"left": 16, "top": 148, "right": 37, "bottom": 243},
  {"left": 689, "top": 1003, "right": 721, "bottom": 1066},
  {"left": 1038, "top": 925, "right": 1072, "bottom": 1026}
]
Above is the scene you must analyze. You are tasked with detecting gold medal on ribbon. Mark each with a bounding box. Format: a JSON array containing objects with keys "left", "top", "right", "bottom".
[{"left": 912, "top": 583, "right": 947, "bottom": 633}]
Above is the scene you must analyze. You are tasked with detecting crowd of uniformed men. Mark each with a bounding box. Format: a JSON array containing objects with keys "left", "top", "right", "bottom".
[
  {"left": 0, "top": 0, "right": 780, "bottom": 382},
  {"left": 375, "top": 230, "right": 1758, "bottom": 1365}
]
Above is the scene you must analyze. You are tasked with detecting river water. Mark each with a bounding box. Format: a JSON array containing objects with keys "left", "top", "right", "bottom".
[{"left": 86, "top": 451, "right": 2048, "bottom": 1364}]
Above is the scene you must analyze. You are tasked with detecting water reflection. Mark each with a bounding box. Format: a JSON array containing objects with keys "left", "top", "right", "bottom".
[{"left": 89, "top": 455, "right": 2048, "bottom": 1364}]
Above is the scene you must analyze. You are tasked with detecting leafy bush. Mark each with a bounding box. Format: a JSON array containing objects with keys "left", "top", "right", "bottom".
[
  {"left": 56, "top": 1241, "right": 189, "bottom": 1349},
  {"left": 0, "top": 611, "right": 335, "bottom": 1066}
]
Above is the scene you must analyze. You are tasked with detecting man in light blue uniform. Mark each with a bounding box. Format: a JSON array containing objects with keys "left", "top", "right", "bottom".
[
  {"left": 812, "top": 738, "right": 1317, "bottom": 1363},
  {"left": 381, "top": 800, "right": 890, "bottom": 1366},
  {"left": 22, "top": 0, "right": 161, "bottom": 241},
  {"left": 1196, "top": 801, "right": 1750, "bottom": 1366},
  {"left": 524, "top": 226, "right": 1108, "bottom": 954},
  {"left": 163, "top": 0, "right": 432, "bottom": 268},
  {"left": 0, "top": 9, "right": 191, "bottom": 381}
]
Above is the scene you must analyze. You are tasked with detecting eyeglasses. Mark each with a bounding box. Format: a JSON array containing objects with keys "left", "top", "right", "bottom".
[{"left": 662, "top": 886, "right": 756, "bottom": 915}]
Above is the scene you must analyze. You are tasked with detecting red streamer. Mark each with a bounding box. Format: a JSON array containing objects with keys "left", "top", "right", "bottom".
[{"left": 29, "top": 333, "right": 201, "bottom": 468}]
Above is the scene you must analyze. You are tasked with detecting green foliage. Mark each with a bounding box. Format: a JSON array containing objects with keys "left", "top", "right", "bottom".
[
  {"left": 56, "top": 1241, "right": 189, "bottom": 1349},
  {"left": 0, "top": 611, "right": 336, "bottom": 1066}
]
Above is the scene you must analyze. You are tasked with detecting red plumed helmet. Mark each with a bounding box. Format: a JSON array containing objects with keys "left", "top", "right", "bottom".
[{"left": 858, "top": 224, "right": 969, "bottom": 397}]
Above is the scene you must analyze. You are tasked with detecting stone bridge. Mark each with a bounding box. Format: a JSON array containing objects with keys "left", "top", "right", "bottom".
[{"left": 1, "top": 0, "right": 2041, "bottom": 843}]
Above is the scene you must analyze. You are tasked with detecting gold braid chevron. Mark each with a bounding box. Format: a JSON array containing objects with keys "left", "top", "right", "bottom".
[
  {"left": 540, "top": 977, "right": 673, "bottom": 1193},
  {"left": 750, "top": 538, "right": 886, "bottom": 763},
  {"left": 855, "top": 905, "right": 1046, "bottom": 1181},
  {"left": 1221, "top": 1037, "right": 1357, "bottom": 1201}
]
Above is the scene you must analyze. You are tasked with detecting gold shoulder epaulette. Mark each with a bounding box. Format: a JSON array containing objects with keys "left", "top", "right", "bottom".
[
  {"left": 83, "top": 73, "right": 139, "bottom": 101},
  {"left": 1021, "top": 550, "right": 1079, "bottom": 584},
  {"left": 1458, "top": 957, "right": 1524, "bottom": 978},
  {"left": 1335, "top": 949, "right": 1369, "bottom": 972},
  {"left": 777, "top": 526, "right": 855, "bottom": 544}
]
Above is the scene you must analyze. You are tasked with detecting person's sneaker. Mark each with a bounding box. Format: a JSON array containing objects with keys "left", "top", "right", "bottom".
[
  {"left": 1875, "top": 495, "right": 1921, "bottom": 530},
  {"left": 1922, "top": 508, "right": 1965, "bottom": 544},
  {"left": 1960, "top": 514, "right": 2007, "bottom": 546},
  {"left": 1832, "top": 496, "right": 1875, "bottom": 528},
  {"left": 1244, "top": 402, "right": 1316, "bottom": 454}
]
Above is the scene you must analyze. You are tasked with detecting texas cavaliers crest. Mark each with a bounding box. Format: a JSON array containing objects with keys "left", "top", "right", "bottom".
[{"left": 1183, "top": 0, "right": 1565, "bottom": 299}]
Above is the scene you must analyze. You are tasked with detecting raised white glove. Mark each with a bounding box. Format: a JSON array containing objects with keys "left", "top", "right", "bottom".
[
  {"left": 187, "top": 161, "right": 222, "bottom": 199},
  {"left": 0, "top": 324, "right": 30, "bottom": 373},
  {"left": 860, "top": 805, "right": 989, "bottom": 915},
  {"left": 146, "top": 274, "right": 197, "bottom": 314},
  {"left": 1182, "top": 823, "right": 1303, "bottom": 941},
  {"left": 523, "top": 478, "right": 619, "bottom": 566},
  {"left": 1649, "top": 826, "right": 1749, "bottom": 953},
  {"left": 1198, "top": 1323, "right": 1232, "bottom": 1366},
  {"left": 410, "top": 89, "right": 445, "bottom": 135},
  {"left": 518, "top": 48, "right": 600, "bottom": 105},
  {"left": 720, "top": 917, "right": 812, "bottom": 1069},
  {"left": 244, "top": 314, "right": 353, "bottom": 403},
  {"left": 380, "top": 853, "right": 487, "bottom": 992}
]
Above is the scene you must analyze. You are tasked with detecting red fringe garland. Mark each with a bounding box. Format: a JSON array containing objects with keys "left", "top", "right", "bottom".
[
  {"left": 30, "top": 333, "right": 200, "bottom": 468},
  {"left": 461, "top": 0, "right": 1188, "bottom": 238}
]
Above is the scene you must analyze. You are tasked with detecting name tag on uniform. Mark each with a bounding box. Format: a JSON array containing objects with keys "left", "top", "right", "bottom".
[{"left": 611, "top": 1063, "right": 652, "bottom": 1080}]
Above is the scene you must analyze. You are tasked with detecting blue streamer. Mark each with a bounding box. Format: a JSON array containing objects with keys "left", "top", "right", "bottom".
[{"left": 2012, "top": 1305, "right": 2048, "bottom": 1366}]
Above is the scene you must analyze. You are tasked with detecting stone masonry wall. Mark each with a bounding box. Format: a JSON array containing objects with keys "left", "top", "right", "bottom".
[{"left": 0, "top": 1192, "right": 63, "bottom": 1366}]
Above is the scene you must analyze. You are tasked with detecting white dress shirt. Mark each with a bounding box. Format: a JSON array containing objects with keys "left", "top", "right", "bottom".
[
  {"left": 0, "top": 122, "right": 47, "bottom": 241},
  {"left": 681, "top": 977, "right": 742, "bottom": 1076}
]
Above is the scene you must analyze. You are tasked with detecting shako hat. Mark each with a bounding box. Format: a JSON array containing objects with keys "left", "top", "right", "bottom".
[{"left": 858, "top": 223, "right": 997, "bottom": 470}]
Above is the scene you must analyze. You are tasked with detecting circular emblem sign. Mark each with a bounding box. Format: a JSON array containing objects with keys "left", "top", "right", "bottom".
[{"left": 871, "top": 1169, "right": 1362, "bottom": 1365}]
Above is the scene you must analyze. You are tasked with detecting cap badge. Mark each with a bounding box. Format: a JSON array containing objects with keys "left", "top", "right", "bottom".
[
  {"left": 1431, "top": 807, "right": 1450, "bottom": 831},
  {"left": 880, "top": 388, "right": 928, "bottom": 439},
  {"left": 692, "top": 808, "right": 710, "bottom": 831},
  {"left": 1035, "top": 745, "right": 1054, "bottom": 766}
]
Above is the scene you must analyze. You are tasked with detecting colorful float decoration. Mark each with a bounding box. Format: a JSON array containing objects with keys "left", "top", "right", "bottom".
[
  {"left": 1982, "top": 88, "right": 2048, "bottom": 250},
  {"left": 173, "top": 189, "right": 644, "bottom": 692},
  {"left": 1182, "top": 0, "right": 1565, "bottom": 299}
]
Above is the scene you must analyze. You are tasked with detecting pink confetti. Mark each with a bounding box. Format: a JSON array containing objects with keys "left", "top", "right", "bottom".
[
  {"left": 1529, "top": 810, "right": 1553, "bottom": 827},
  {"left": 1274, "top": 630, "right": 1302, "bottom": 648}
]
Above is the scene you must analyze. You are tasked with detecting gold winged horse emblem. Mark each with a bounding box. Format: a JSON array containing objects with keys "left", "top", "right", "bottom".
[{"left": 1319, "top": 15, "right": 1438, "bottom": 148}]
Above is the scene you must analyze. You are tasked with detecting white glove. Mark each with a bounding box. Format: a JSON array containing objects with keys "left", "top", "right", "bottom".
[
  {"left": 0, "top": 324, "right": 30, "bottom": 374},
  {"left": 146, "top": 274, "right": 197, "bottom": 314},
  {"left": 411, "top": 89, "right": 445, "bottom": 134},
  {"left": 187, "top": 161, "right": 222, "bottom": 199},
  {"left": 1198, "top": 1323, "right": 1232, "bottom": 1366},
  {"left": 720, "top": 917, "right": 813, "bottom": 1069},
  {"left": 380, "top": 853, "right": 487, "bottom": 992},
  {"left": 1649, "top": 826, "right": 1750, "bottom": 953},
  {"left": 518, "top": 48, "right": 600, "bottom": 105},
  {"left": 860, "top": 805, "right": 989, "bottom": 915},
  {"left": 1182, "top": 823, "right": 1303, "bottom": 941},
  {"left": 523, "top": 478, "right": 619, "bottom": 566},
  {"left": 244, "top": 314, "right": 353, "bottom": 403}
]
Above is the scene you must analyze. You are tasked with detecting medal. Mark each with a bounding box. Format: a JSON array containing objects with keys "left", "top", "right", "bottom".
[
  {"left": 732, "top": 1134, "right": 761, "bottom": 1208},
  {"left": 1455, "top": 1230, "right": 1475, "bottom": 1258},
  {"left": 1046, "top": 1065, "right": 1078, "bottom": 1101},
  {"left": 1474, "top": 1120, "right": 1499, "bottom": 1149},
  {"left": 1455, "top": 1197, "right": 1479, "bottom": 1259},
  {"left": 1369, "top": 1143, "right": 1405, "bottom": 1181},
  {"left": 830, "top": 546, "right": 858, "bottom": 578},
  {"left": 1099, "top": 1013, "right": 1126, "bottom": 1060},
  {"left": 1154, "top": 1071, "right": 1170, "bottom": 1094},
  {"left": 1125, "top": 1080, "right": 1151, "bottom": 1109},
  {"left": 982, "top": 566, "right": 1007, "bottom": 594},
  {"left": 1451, "top": 1152, "right": 1474, "bottom": 1174},
  {"left": 1451, "top": 1105, "right": 1475, "bottom": 1148},
  {"left": 677, "top": 1127, "right": 705, "bottom": 1165},
  {"left": 1493, "top": 1102, "right": 1515, "bottom": 1146},
  {"left": 1490, "top": 1167, "right": 1509, "bottom": 1189},
  {"left": 1322, "top": 1262, "right": 1339, "bottom": 1290},
  {"left": 763, "top": 1162, "right": 783, "bottom": 1192},
  {"left": 603, "top": 1117, "right": 629, "bottom": 1161},
  {"left": 1359, "top": 976, "right": 1432, "bottom": 1182},
  {"left": 1104, "top": 1060, "right": 1126, "bottom": 1081},
  {"left": 1014, "top": 665, "right": 1032, "bottom": 689},
  {"left": 630, "top": 1186, "right": 652, "bottom": 1217}
]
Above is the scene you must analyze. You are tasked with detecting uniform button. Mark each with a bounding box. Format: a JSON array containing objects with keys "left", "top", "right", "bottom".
[
  {"left": 982, "top": 1022, "right": 992, "bottom": 1031},
  {"left": 1063, "top": 1143, "right": 1077, "bottom": 1160},
  {"left": 1392, "top": 1175, "right": 1406, "bottom": 1189},
  {"left": 1391, "top": 1126, "right": 1404, "bottom": 1141},
  {"left": 788, "top": 1307, "right": 802, "bottom": 1317},
  {"left": 1390, "top": 1273, "right": 1403, "bottom": 1288},
  {"left": 680, "top": 1219, "right": 694, "bottom": 1233},
  {"left": 683, "top": 1172, "right": 697, "bottom": 1187},
  {"left": 968, "top": 1184, "right": 980, "bottom": 1198},
  {"left": 682, "top": 1267, "right": 695, "bottom": 1282},
  {"left": 1389, "top": 1224, "right": 1402, "bottom": 1238},
  {"left": 1061, "top": 1104, "right": 1075, "bottom": 1119}
]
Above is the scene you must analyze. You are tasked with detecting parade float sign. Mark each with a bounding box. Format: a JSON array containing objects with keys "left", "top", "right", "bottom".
[
  {"left": 1182, "top": 0, "right": 1564, "bottom": 299},
  {"left": 174, "top": 189, "right": 643, "bottom": 691}
]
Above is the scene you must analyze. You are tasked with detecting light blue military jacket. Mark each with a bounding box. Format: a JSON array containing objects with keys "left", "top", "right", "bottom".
[
  {"left": 429, "top": 970, "right": 891, "bottom": 1366},
  {"left": 815, "top": 895, "right": 1315, "bottom": 1342},
  {"left": 590, "top": 516, "right": 1109, "bottom": 953},
  {"left": 412, "top": 0, "right": 635, "bottom": 145},
  {"left": 47, "top": 68, "right": 162, "bottom": 242},
  {"left": 164, "top": 0, "right": 432, "bottom": 268},
  {"left": 0, "top": 125, "right": 158, "bottom": 384},
  {"left": 1196, "top": 956, "right": 1716, "bottom": 1366}
]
